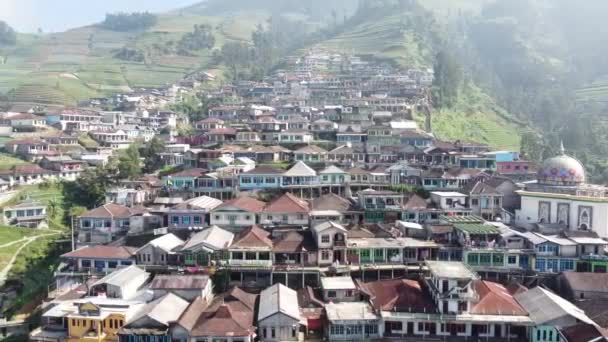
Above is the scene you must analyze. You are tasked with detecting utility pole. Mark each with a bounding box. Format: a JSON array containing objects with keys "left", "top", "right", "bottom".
[{"left": 71, "top": 215, "right": 75, "bottom": 251}]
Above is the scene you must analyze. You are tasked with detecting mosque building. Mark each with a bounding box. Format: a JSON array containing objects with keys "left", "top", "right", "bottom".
[{"left": 515, "top": 143, "right": 608, "bottom": 237}]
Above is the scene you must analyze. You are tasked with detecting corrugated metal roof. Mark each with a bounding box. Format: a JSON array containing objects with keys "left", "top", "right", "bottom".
[
  {"left": 258, "top": 283, "right": 301, "bottom": 321},
  {"left": 141, "top": 233, "right": 184, "bottom": 253},
  {"left": 283, "top": 161, "right": 316, "bottom": 177},
  {"left": 182, "top": 225, "right": 234, "bottom": 251},
  {"left": 92, "top": 265, "right": 149, "bottom": 288},
  {"left": 321, "top": 276, "right": 356, "bottom": 290},
  {"left": 515, "top": 287, "right": 595, "bottom": 326}
]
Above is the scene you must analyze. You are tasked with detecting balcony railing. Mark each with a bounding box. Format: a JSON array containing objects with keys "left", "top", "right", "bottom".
[{"left": 228, "top": 259, "right": 272, "bottom": 267}]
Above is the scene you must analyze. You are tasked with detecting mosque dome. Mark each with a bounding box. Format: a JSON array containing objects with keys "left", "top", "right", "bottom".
[{"left": 537, "top": 143, "right": 586, "bottom": 185}]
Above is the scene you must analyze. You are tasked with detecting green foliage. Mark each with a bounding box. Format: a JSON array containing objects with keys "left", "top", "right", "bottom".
[
  {"left": 117, "top": 144, "right": 142, "bottom": 180},
  {"left": 177, "top": 24, "right": 216, "bottom": 55},
  {"left": 62, "top": 165, "right": 117, "bottom": 208},
  {"left": 102, "top": 12, "right": 157, "bottom": 32},
  {"left": 432, "top": 50, "right": 463, "bottom": 108},
  {"left": 0, "top": 21, "right": 17, "bottom": 46},
  {"left": 113, "top": 47, "right": 145, "bottom": 62},
  {"left": 141, "top": 137, "right": 166, "bottom": 173},
  {"left": 221, "top": 42, "right": 253, "bottom": 82}
]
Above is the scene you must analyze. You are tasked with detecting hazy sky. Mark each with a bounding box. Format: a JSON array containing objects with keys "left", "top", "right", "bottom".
[{"left": 0, "top": 0, "right": 201, "bottom": 33}]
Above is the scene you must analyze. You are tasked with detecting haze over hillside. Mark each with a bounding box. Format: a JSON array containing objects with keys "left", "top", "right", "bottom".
[{"left": 0, "top": 0, "right": 201, "bottom": 32}]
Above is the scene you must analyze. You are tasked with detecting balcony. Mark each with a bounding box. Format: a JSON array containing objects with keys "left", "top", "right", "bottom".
[{"left": 227, "top": 259, "right": 272, "bottom": 268}]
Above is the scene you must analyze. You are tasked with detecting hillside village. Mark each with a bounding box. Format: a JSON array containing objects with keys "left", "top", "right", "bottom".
[{"left": 0, "top": 44, "right": 603, "bottom": 342}]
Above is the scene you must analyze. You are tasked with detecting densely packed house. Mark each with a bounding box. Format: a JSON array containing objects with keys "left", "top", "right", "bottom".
[{"left": 0, "top": 51, "right": 603, "bottom": 342}]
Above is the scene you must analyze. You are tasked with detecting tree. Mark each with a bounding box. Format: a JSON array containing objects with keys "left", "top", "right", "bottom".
[
  {"left": 220, "top": 42, "right": 252, "bottom": 82},
  {"left": 62, "top": 166, "right": 116, "bottom": 208},
  {"left": 117, "top": 144, "right": 142, "bottom": 180},
  {"left": 178, "top": 24, "right": 216, "bottom": 54},
  {"left": 0, "top": 21, "right": 16, "bottom": 45},
  {"left": 47, "top": 199, "right": 59, "bottom": 220},
  {"left": 102, "top": 12, "right": 157, "bottom": 32},
  {"left": 432, "top": 50, "right": 463, "bottom": 108},
  {"left": 141, "top": 137, "right": 166, "bottom": 173}
]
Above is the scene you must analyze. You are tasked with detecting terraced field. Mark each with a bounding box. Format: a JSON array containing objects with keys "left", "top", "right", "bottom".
[
  {"left": 576, "top": 76, "right": 608, "bottom": 102},
  {"left": 316, "top": 14, "right": 434, "bottom": 68},
  {"left": 0, "top": 13, "right": 263, "bottom": 108}
]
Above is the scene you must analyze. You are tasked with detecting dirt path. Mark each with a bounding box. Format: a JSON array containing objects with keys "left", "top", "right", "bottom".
[{"left": 0, "top": 231, "right": 62, "bottom": 286}]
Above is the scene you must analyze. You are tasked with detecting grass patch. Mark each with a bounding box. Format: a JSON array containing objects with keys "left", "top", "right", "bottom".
[
  {"left": 4, "top": 234, "right": 67, "bottom": 319},
  {"left": 0, "top": 154, "right": 29, "bottom": 171},
  {"left": 78, "top": 133, "right": 99, "bottom": 149},
  {"left": 416, "top": 84, "right": 524, "bottom": 150}
]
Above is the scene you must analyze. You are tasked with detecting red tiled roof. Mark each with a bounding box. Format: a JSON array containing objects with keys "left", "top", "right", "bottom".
[
  {"left": 264, "top": 192, "right": 309, "bottom": 214},
  {"left": 177, "top": 296, "right": 208, "bottom": 331},
  {"left": 168, "top": 168, "right": 207, "bottom": 178},
  {"left": 188, "top": 287, "right": 257, "bottom": 337},
  {"left": 0, "top": 164, "right": 55, "bottom": 175},
  {"left": 80, "top": 203, "right": 134, "bottom": 219},
  {"left": 561, "top": 322, "right": 608, "bottom": 342},
  {"left": 403, "top": 195, "right": 428, "bottom": 210},
  {"left": 61, "top": 245, "right": 136, "bottom": 259},
  {"left": 358, "top": 278, "right": 436, "bottom": 313},
  {"left": 470, "top": 280, "right": 528, "bottom": 316},
  {"left": 5, "top": 138, "right": 48, "bottom": 145},
  {"left": 272, "top": 231, "right": 316, "bottom": 253},
  {"left": 207, "top": 128, "right": 237, "bottom": 135},
  {"left": 230, "top": 225, "right": 273, "bottom": 249},
  {"left": 217, "top": 197, "right": 266, "bottom": 213},
  {"left": 197, "top": 118, "right": 225, "bottom": 124}
]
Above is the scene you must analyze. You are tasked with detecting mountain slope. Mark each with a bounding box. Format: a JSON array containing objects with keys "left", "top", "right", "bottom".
[{"left": 0, "top": 12, "right": 263, "bottom": 108}]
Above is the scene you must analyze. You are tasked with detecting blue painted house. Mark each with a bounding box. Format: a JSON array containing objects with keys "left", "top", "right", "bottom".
[
  {"left": 163, "top": 168, "right": 207, "bottom": 190},
  {"left": 239, "top": 165, "right": 282, "bottom": 190},
  {"left": 524, "top": 232, "right": 577, "bottom": 273}
]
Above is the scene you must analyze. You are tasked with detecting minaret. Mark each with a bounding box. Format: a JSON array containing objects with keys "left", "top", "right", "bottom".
[{"left": 559, "top": 140, "right": 565, "bottom": 155}]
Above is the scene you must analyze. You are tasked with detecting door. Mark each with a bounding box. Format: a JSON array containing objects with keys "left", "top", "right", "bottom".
[
  {"left": 228, "top": 215, "right": 237, "bottom": 225},
  {"left": 495, "top": 324, "right": 502, "bottom": 337}
]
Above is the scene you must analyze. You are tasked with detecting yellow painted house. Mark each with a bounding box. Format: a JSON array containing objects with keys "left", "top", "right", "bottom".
[
  {"left": 68, "top": 302, "right": 128, "bottom": 342},
  {"left": 34, "top": 298, "right": 144, "bottom": 342}
]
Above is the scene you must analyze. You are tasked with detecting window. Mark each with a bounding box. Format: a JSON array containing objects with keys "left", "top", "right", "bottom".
[
  {"left": 271, "top": 327, "right": 275, "bottom": 338},
  {"left": 245, "top": 215, "right": 251, "bottom": 220},
  {"left": 292, "top": 327, "right": 297, "bottom": 337},
  {"left": 193, "top": 216, "right": 201, "bottom": 224},
  {"left": 508, "top": 256, "right": 517, "bottom": 265},
  {"left": 259, "top": 252, "right": 270, "bottom": 260},
  {"left": 365, "top": 324, "right": 378, "bottom": 335},
  {"left": 108, "top": 261, "right": 118, "bottom": 268},
  {"left": 321, "top": 235, "right": 330, "bottom": 243},
  {"left": 242, "top": 177, "right": 252, "bottom": 184},
  {"left": 322, "top": 251, "right": 330, "bottom": 260},
  {"left": 345, "top": 290, "right": 353, "bottom": 297},
  {"left": 246, "top": 252, "right": 257, "bottom": 260},
  {"left": 232, "top": 252, "right": 243, "bottom": 260},
  {"left": 282, "top": 215, "right": 288, "bottom": 222},
  {"left": 267, "top": 215, "right": 273, "bottom": 220},
  {"left": 263, "top": 328, "right": 267, "bottom": 338},
  {"left": 331, "top": 325, "right": 344, "bottom": 335},
  {"left": 182, "top": 216, "right": 190, "bottom": 225},
  {"left": 479, "top": 254, "right": 491, "bottom": 265},
  {"left": 214, "top": 215, "right": 220, "bottom": 220},
  {"left": 471, "top": 199, "right": 479, "bottom": 206},
  {"left": 171, "top": 216, "right": 179, "bottom": 224},
  {"left": 265, "top": 177, "right": 276, "bottom": 184},
  {"left": 297, "top": 214, "right": 304, "bottom": 220}
]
